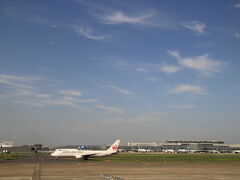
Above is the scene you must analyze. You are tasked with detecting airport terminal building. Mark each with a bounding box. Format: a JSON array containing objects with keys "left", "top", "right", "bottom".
[
  {"left": 124, "top": 140, "right": 240, "bottom": 153},
  {"left": 0, "top": 141, "right": 13, "bottom": 148}
]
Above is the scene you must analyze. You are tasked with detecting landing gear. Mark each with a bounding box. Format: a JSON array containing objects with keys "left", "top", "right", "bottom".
[{"left": 83, "top": 156, "right": 89, "bottom": 160}]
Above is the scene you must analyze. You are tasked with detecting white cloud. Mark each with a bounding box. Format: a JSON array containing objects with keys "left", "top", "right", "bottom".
[
  {"left": 235, "top": 33, "right": 240, "bottom": 39},
  {"left": 181, "top": 21, "right": 206, "bottom": 36},
  {"left": 235, "top": 3, "right": 240, "bottom": 8},
  {"left": 171, "top": 104, "right": 196, "bottom": 109},
  {"left": 78, "top": 99, "right": 98, "bottom": 103},
  {"left": 0, "top": 74, "right": 37, "bottom": 83},
  {"left": 95, "top": 104, "right": 124, "bottom": 114},
  {"left": 0, "top": 74, "right": 37, "bottom": 89},
  {"left": 49, "top": 42, "right": 55, "bottom": 45},
  {"left": 169, "top": 84, "right": 205, "bottom": 94},
  {"left": 109, "top": 85, "right": 132, "bottom": 95},
  {"left": 167, "top": 50, "right": 181, "bottom": 59},
  {"left": 51, "top": 24, "right": 56, "bottom": 28},
  {"left": 31, "top": 96, "right": 81, "bottom": 108},
  {"left": 136, "top": 67, "right": 149, "bottom": 73},
  {"left": 167, "top": 50, "right": 225, "bottom": 76},
  {"left": 28, "top": 95, "right": 96, "bottom": 112},
  {"left": 180, "top": 55, "right": 223, "bottom": 76},
  {"left": 0, "top": 74, "right": 98, "bottom": 112},
  {"left": 144, "top": 77, "right": 158, "bottom": 82},
  {"left": 101, "top": 111, "right": 167, "bottom": 123},
  {"left": 28, "top": 95, "right": 97, "bottom": 112},
  {"left": 73, "top": 25, "right": 109, "bottom": 40},
  {"left": 58, "top": 90, "right": 83, "bottom": 96},
  {"left": 16, "top": 89, "right": 51, "bottom": 99},
  {"left": 158, "top": 65, "right": 181, "bottom": 74},
  {"left": 100, "top": 11, "right": 155, "bottom": 25}
]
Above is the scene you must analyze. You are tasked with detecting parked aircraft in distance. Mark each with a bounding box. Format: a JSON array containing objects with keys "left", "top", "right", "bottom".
[
  {"left": 51, "top": 140, "right": 120, "bottom": 160},
  {"left": 233, "top": 150, "right": 240, "bottom": 154},
  {"left": 162, "top": 149, "right": 175, "bottom": 153},
  {"left": 177, "top": 149, "right": 188, "bottom": 153},
  {"left": 137, "top": 146, "right": 151, "bottom": 153}
]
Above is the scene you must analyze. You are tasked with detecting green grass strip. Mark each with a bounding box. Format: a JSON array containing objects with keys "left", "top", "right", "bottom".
[{"left": 90, "top": 153, "right": 240, "bottom": 163}]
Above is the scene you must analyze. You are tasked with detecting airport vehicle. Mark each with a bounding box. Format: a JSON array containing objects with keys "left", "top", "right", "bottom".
[{"left": 51, "top": 140, "right": 120, "bottom": 160}]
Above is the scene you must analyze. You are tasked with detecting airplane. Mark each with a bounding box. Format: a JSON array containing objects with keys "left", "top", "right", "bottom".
[
  {"left": 137, "top": 146, "right": 151, "bottom": 153},
  {"left": 51, "top": 140, "right": 120, "bottom": 160},
  {"left": 162, "top": 149, "right": 175, "bottom": 153},
  {"left": 233, "top": 150, "right": 240, "bottom": 154}
]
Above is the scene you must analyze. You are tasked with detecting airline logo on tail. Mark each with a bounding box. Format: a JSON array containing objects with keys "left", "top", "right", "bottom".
[
  {"left": 107, "top": 140, "right": 120, "bottom": 152},
  {"left": 112, "top": 145, "right": 118, "bottom": 150}
]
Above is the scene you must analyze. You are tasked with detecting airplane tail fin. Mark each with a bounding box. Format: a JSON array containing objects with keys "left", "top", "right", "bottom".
[
  {"left": 77, "top": 145, "right": 85, "bottom": 150},
  {"left": 107, "top": 140, "right": 120, "bottom": 152}
]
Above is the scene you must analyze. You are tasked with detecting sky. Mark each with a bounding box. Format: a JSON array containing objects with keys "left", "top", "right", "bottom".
[{"left": 0, "top": 0, "right": 240, "bottom": 146}]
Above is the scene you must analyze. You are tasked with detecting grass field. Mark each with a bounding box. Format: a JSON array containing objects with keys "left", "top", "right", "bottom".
[
  {"left": 1, "top": 153, "right": 240, "bottom": 163},
  {"left": 0, "top": 153, "right": 26, "bottom": 160},
  {"left": 91, "top": 153, "right": 240, "bottom": 163}
]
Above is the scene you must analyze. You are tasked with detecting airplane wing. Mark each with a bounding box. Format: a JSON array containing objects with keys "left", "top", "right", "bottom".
[{"left": 75, "top": 152, "right": 98, "bottom": 159}]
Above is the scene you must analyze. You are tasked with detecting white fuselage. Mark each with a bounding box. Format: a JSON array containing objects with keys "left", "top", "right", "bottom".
[
  {"left": 51, "top": 149, "right": 114, "bottom": 158},
  {"left": 51, "top": 140, "right": 120, "bottom": 159}
]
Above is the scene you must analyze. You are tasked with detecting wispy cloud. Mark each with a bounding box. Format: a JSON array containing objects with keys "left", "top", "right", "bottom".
[
  {"left": 15, "top": 89, "right": 51, "bottom": 99},
  {"left": 111, "top": 57, "right": 159, "bottom": 74},
  {"left": 169, "top": 84, "right": 205, "bottom": 95},
  {"left": 58, "top": 90, "right": 83, "bottom": 96},
  {"left": 0, "top": 74, "right": 38, "bottom": 89},
  {"left": 144, "top": 77, "right": 158, "bottom": 82},
  {"left": 158, "top": 65, "right": 181, "bottom": 74},
  {"left": 101, "top": 111, "right": 167, "bottom": 123},
  {"left": 167, "top": 50, "right": 181, "bottom": 59},
  {"left": 0, "top": 74, "right": 50, "bottom": 102},
  {"left": 49, "top": 42, "right": 55, "bottom": 45},
  {"left": 78, "top": 99, "right": 98, "bottom": 103},
  {"left": 100, "top": 11, "right": 155, "bottom": 25},
  {"left": 109, "top": 85, "right": 132, "bottom": 95},
  {"left": 51, "top": 24, "right": 56, "bottom": 28},
  {"left": 74, "top": 0, "right": 176, "bottom": 29},
  {"left": 31, "top": 96, "right": 96, "bottom": 111},
  {"left": 4, "top": 7, "right": 109, "bottom": 41},
  {"left": 167, "top": 50, "right": 226, "bottom": 76},
  {"left": 0, "top": 74, "right": 38, "bottom": 82},
  {"left": 136, "top": 67, "right": 149, "bottom": 73},
  {"left": 0, "top": 74, "right": 98, "bottom": 111},
  {"left": 181, "top": 21, "right": 206, "bottom": 36},
  {"left": 73, "top": 25, "right": 109, "bottom": 40},
  {"left": 30, "top": 97, "right": 76, "bottom": 107},
  {"left": 171, "top": 104, "right": 196, "bottom": 109},
  {"left": 235, "top": 2, "right": 240, "bottom": 8},
  {"left": 235, "top": 33, "right": 240, "bottom": 39},
  {"left": 95, "top": 104, "right": 124, "bottom": 114}
]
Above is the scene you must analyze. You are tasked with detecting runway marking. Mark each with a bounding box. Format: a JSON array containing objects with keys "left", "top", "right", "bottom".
[{"left": 32, "top": 157, "right": 42, "bottom": 180}]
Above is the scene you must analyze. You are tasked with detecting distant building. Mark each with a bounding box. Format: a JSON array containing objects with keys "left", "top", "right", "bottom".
[
  {"left": 125, "top": 140, "right": 240, "bottom": 152},
  {"left": 0, "top": 141, "right": 13, "bottom": 147},
  {"left": 165, "top": 140, "right": 224, "bottom": 144},
  {"left": 127, "top": 142, "right": 158, "bottom": 146}
]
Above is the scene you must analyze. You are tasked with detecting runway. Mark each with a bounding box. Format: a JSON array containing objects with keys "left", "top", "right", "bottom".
[{"left": 1, "top": 155, "right": 240, "bottom": 180}]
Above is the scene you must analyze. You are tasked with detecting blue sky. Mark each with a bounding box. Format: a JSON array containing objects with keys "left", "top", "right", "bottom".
[{"left": 0, "top": 0, "right": 240, "bottom": 145}]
